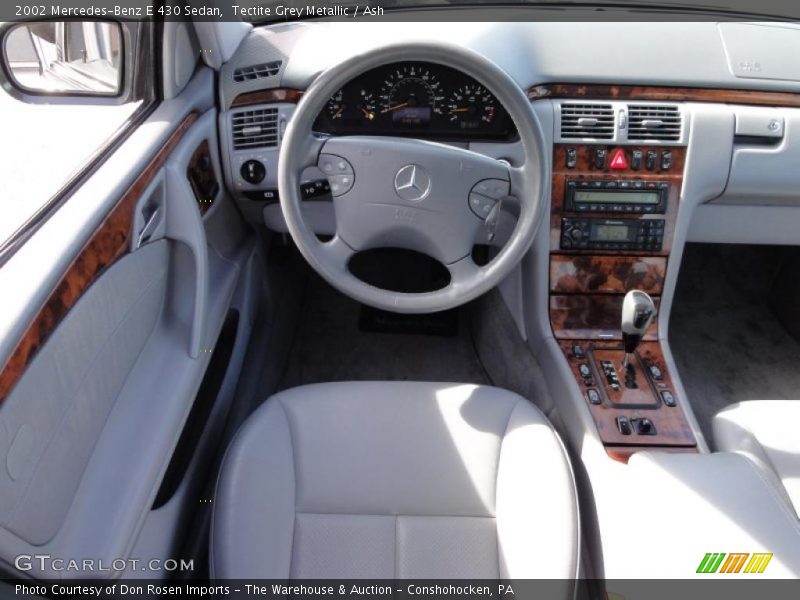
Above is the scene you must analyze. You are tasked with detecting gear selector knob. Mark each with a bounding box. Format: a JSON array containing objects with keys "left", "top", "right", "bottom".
[{"left": 621, "top": 290, "right": 656, "bottom": 365}]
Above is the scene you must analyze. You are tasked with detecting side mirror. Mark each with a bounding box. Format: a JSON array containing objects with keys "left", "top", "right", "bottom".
[{"left": 3, "top": 21, "right": 122, "bottom": 95}]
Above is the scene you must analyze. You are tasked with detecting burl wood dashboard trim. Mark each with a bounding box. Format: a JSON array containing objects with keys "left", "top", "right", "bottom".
[
  {"left": 550, "top": 255, "right": 666, "bottom": 295},
  {"left": 186, "top": 139, "right": 219, "bottom": 216},
  {"left": 548, "top": 144, "right": 685, "bottom": 340},
  {"left": 550, "top": 145, "right": 686, "bottom": 258},
  {"left": 560, "top": 340, "right": 697, "bottom": 452},
  {"left": 0, "top": 112, "right": 199, "bottom": 404},
  {"left": 528, "top": 83, "right": 800, "bottom": 108},
  {"left": 230, "top": 88, "right": 304, "bottom": 108}
]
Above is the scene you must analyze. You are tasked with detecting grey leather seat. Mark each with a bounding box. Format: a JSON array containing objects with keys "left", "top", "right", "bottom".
[
  {"left": 212, "top": 381, "right": 579, "bottom": 579},
  {"left": 713, "top": 400, "right": 800, "bottom": 517}
]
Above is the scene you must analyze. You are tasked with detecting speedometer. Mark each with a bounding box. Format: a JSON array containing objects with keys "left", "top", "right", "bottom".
[
  {"left": 379, "top": 64, "right": 444, "bottom": 125},
  {"left": 446, "top": 84, "right": 497, "bottom": 130}
]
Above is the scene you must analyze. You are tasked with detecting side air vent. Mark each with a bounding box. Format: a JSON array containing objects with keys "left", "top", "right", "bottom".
[
  {"left": 560, "top": 103, "right": 615, "bottom": 140},
  {"left": 628, "top": 104, "right": 682, "bottom": 141},
  {"left": 232, "top": 108, "right": 279, "bottom": 149},
  {"left": 233, "top": 61, "right": 282, "bottom": 82}
]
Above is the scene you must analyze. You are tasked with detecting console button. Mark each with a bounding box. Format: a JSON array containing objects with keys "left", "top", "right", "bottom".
[
  {"left": 616, "top": 416, "right": 632, "bottom": 435},
  {"left": 579, "top": 363, "right": 591, "bottom": 378},
  {"left": 645, "top": 150, "right": 658, "bottom": 171},
  {"left": 661, "top": 390, "right": 677, "bottom": 407},
  {"left": 587, "top": 389, "right": 602, "bottom": 405},
  {"left": 572, "top": 345, "right": 586, "bottom": 359},
  {"left": 566, "top": 147, "right": 578, "bottom": 168},
  {"left": 609, "top": 148, "right": 629, "bottom": 170},
  {"left": 661, "top": 150, "right": 673, "bottom": 171},
  {"left": 631, "top": 149, "right": 643, "bottom": 170},
  {"left": 649, "top": 364, "right": 664, "bottom": 380},
  {"left": 594, "top": 148, "right": 607, "bottom": 169},
  {"left": 631, "top": 417, "right": 657, "bottom": 436}
]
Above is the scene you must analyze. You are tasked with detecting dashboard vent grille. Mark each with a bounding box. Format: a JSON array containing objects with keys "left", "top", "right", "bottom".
[
  {"left": 628, "top": 105, "right": 682, "bottom": 141},
  {"left": 560, "top": 103, "right": 615, "bottom": 139},
  {"left": 232, "top": 108, "right": 279, "bottom": 149},
  {"left": 233, "top": 61, "right": 282, "bottom": 82}
]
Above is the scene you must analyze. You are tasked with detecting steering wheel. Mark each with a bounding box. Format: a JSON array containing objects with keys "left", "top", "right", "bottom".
[{"left": 278, "top": 43, "right": 547, "bottom": 314}]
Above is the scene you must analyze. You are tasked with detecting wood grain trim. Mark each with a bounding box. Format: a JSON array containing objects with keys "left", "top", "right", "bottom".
[
  {"left": 230, "top": 88, "right": 304, "bottom": 108},
  {"left": 606, "top": 446, "right": 698, "bottom": 464},
  {"left": 550, "top": 255, "right": 666, "bottom": 295},
  {"left": 559, "top": 340, "right": 697, "bottom": 461},
  {"left": 528, "top": 83, "right": 800, "bottom": 108},
  {"left": 550, "top": 294, "right": 660, "bottom": 341},
  {"left": 0, "top": 112, "right": 199, "bottom": 404},
  {"left": 186, "top": 139, "right": 218, "bottom": 216}
]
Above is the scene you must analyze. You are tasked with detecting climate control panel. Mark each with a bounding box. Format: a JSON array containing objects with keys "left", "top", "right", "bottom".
[{"left": 565, "top": 179, "right": 669, "bottom": 214}]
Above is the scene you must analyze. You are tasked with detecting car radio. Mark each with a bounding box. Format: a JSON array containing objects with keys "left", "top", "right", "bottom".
[
  {"left": 566, "top": 179, "right": 669, "bottom": 214},
  {"left": 561, "top": 218, "right": 665, "bottom": 251}
]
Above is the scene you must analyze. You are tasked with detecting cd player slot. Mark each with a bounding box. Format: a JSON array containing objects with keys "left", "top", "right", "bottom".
[{"left": 561, "top": 218, "right": 665, "bottom": 251}]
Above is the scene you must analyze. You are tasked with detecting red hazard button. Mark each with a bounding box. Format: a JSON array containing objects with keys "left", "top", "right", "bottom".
[{"left": 609, "top": 149, "right": 629, "bottom": 170}]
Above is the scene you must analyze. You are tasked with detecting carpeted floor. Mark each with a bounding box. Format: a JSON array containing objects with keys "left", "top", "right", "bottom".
[
  {"left": 669, "top": 244, "right": 800, "bottom": 448},
  {"left": 277, "top": 273, "right": 490, "bottom": 390}
]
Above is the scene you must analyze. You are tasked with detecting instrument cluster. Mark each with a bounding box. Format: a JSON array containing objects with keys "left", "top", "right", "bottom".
[{"left": 313, "top": 62, "right": 516, "bottom": 140}]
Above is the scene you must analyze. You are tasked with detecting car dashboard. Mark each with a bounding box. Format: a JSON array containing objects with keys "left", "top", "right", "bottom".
[{"left": 312, "top": 61, "right": 516, "bottom": 141}]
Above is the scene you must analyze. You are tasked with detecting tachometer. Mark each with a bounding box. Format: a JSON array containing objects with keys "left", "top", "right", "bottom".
[
  {"left": 379, "top": 64, "right": 444, "bottom": 125},
  {"left": 446, "top": 84, "right": 497, "bottom": 129}
]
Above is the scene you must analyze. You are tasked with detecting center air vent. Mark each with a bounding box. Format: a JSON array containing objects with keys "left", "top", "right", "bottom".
[
  {"left": 233, "top": 61, "right": 282, "bottom": 83},
  {"left": 232, "top": 108, "right": 279, "bottom": 150},
  {"left": 628, "top": 105, "right": 682, "bottom": 141},
  {"left": 560, "top": 103, "right": 615, "bottom": 140}
]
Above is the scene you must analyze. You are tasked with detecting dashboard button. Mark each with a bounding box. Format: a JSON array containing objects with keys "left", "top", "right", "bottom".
[
  {"left": 609, "top": 148, "right": 629, "bottom": 169},
  {"left": 594, "top": 148, "right": 607, "bottom": 169},
  {"left": 645, "top": 150, "right": 658, "bottom": 171},
  {"left": 566, "top": 147, "right": 578, "bottom": 168},
  {"left": 661, "top": 150, "right": 673, "bottom": 171},
  {"left": 631, "top": 149, "right": 643, "bottom": 170},
  {"left": 240, "top": 159, "right": 266, "bottom": 184}
]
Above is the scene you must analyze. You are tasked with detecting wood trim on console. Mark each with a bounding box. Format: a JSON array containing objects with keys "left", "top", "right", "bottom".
[
  {"left": 528, "top": 83, "right": 800, "bottom": 108},
  {"left": 230, "top": 88, "right": 304, "bottom": 108},
  {"left": 559, "top": 340, "right": 697, "bottom": 454},
  {"left": 550, "top": 255, "right": 666, "bottom": 295},
  {"left": 0, "top": 112, "right": 199, "bottom": 404}
]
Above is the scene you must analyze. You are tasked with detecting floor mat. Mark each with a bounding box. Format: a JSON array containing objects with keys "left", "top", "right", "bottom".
[
  {"left": 359, "top": 305, "right": 459, "bottom": 337},
  {"left": 277, "top": 274, "right": 489, "bottom": 390},
  {"left": 669, "top": 244, "right": 800, "bottom": 448}
]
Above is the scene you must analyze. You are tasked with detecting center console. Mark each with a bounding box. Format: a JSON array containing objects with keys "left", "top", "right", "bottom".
[{"left": 549, "top": 143, "right": 697, "bottom": 461}]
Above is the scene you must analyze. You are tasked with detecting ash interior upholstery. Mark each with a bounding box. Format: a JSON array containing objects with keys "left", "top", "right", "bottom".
[
  {"left": 212, "top": 381, "right": 579, "bottom": 579},
  {"left": 713, "top": 400, "right": 800, "bottom": 518}
]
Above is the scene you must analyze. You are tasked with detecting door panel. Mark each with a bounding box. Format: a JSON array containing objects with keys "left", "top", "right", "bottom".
[
  {"left": 0, "top": 113, "right": 197, "bottom": 405},
  {"left": 0, "top": 240, "right": 169, "bottom": 545},
  {"left": 0, "top": 75, "right": 253, "bottom": 576}
]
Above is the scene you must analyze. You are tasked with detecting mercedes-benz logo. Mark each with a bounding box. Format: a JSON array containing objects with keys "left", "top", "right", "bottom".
[{"left": 394, "top": 164, "right": 431, "bottom": 203}]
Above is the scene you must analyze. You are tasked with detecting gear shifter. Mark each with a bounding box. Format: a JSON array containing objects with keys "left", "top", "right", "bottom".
[{"left": 621, "top": 290, "right": 656, "bottom": 368}]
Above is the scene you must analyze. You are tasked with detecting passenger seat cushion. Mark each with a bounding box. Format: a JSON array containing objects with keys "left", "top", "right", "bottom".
[
  {"left": 713, "top": 400, "right": 800, "bottom": 517},
  {"left": 211, "top": 381, "right": 579, "bottom": 579}
]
